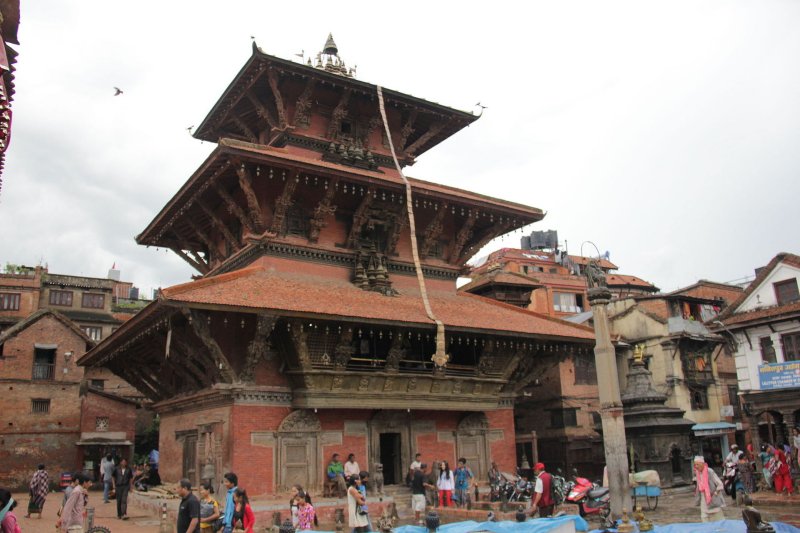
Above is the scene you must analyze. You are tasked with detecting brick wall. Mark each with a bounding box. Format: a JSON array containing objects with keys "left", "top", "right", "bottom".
[
  {"left": 0, "top": 380, "right": 82, "bottom": 489},
  {"left": 0, "top": 314, "right": 88, "bottom": 381},
  {"left": 230, "top": 404, "right": 292, "bottom": 496},
  {"left": 158, "top": 404, "right": 234, "bottom": 487}
]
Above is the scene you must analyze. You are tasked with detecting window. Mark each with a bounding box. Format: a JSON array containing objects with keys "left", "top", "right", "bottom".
[
  {"left": 728, "top": 385, "right": 741, "bottom": 418},
  {"left": 81, "top": 326, "right": 102, "bottom": 341},
  {"left": 574, "top": 354, "right": 597, "bottom": 385},
  {"left": 553, "top": 292, "right": 580, "bottom": 313},
  {"left": 760, "top": 337, "right": 777, "bottom": 364},
  {"left": 0, "top": 293, "right": 20, "bottom": 311},
  {"left": 689, "top": 386, "right": 709, "bottom": 410},
  {"left": 95, "top": 416, "right": 109, "bottom": 431},
  {"left": 781, "top": 332, "right": 800, "bottom": 361},
  {"left": 32, "top": 347, "right": 56, "bottom": 380},
  {"left": 89, "top": 379, "right": 105, "bottom": 390},
  {"left": 774, "top": 279, "right": 800, "bottom": 306},
  {"left": 340, "top": 121, "right": 352, "bottom": 134},
  {"left": 549, "top": 268, "right": 558, "bottom": 274},
  {"left": 550, "top": 408, "right": 578, "bottom": 428},
  {"left": 31, "top": 399, "right": 50, "bottom": 414},
  {"left": 49, "top": 290, "right": 73, "bottom": 306},
  {"left": 81, "top": 293, "right": 105, "bottom": 309}
]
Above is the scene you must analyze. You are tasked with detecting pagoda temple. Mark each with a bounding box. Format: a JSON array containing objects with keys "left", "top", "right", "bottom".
[{"left": 79, "top": 35, "right": 595, "bottom": 495}]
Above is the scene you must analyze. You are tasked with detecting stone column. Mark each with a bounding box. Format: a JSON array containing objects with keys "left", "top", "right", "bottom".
[{"left": 588, "top": 286, "right": 632, "bottom": 518}]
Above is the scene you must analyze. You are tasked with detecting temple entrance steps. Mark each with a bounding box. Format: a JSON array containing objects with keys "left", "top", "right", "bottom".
[{"left": 379, "top": 484, "right": 414, "bottom": 519}]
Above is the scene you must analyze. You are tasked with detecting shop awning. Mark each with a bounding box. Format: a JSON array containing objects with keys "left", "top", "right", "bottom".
[{"left": 691, "top": 422, "right": 736, "bottom": 437}]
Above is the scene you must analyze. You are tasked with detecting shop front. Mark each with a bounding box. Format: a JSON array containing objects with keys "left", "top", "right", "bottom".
[{"left": 691, "top": 422, "right": 737, "bottom": 470}]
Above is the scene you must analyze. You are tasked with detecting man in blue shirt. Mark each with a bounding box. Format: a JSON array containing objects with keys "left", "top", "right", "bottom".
[
  {"left": 221, "top": 472, "right": 238, "bottom": 533},
  {"left": 454, "top": 458, "right": 474, "bottom": 508}
]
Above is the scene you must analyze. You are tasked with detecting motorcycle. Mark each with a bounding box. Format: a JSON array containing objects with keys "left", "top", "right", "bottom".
[{"left": 565, "top": 471, "right": 610, "bottom": 522}]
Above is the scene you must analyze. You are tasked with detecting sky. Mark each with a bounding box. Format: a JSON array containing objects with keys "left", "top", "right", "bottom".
[{"left": 1, "top": 1, "right": 799, "bottom": 297}]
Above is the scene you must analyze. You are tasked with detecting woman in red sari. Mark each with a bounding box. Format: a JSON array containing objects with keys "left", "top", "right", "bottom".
[{"left": 771, "top": 446, "right": 794, "bottom": 495}]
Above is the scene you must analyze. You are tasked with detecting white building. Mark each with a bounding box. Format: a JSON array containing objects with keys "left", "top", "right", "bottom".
[{"left": 718, "top": 252, "right": 800, "bottom": 447}]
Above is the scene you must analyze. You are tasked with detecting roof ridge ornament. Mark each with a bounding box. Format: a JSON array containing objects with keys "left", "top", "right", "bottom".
[{"left": 316, "top": 33, "right": 355, "bottom": 78}]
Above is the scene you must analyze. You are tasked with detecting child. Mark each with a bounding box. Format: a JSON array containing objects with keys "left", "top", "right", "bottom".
[{"left": 295, "top": 492, "right": 316, "bottom": 530}]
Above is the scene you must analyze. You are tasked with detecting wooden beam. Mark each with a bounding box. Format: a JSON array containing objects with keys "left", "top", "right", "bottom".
[
  {"left": 420, "top": 202, "right": 448, "bottom": 258},
  {"left": 327, "top": 89, "right": 351, "bottom": 139},
  {"left": 405, "top": 120, "right": 446, "bottom": 156},
  {"left": 292, "top": 77, "right": 316, "bottom": 128},
  {"left": 449, "top": 211, "right": 478, "bottom": 262},
  {"left": 111, "top": 361, "right": 162, "bottom": 401},
  {"left": 171, "top": 334, "right": 218, "bottom": 387},
  {"left": 308, "top": 179, "right": 338, "bottom": 243},
  {"left": 241, "top": 313, "right": 278, "bottom": 383},
  {"left": 397, "top": 110, "right": 418, "bottom": 151},
  {"left": 212, "top": 181, "right": 255, "bottom": 236},
  {"left": 170, "top": 247, "right": 210, "bottom": 274},
  {"left": 235, "top": 163, "right": 266, "bottom": 232},
  {"left": 165, "top": 338, "right": 210, "bottom": 390},
  {"left": 246, "top": 90, "right": 278, "bottom": 128},
  {"left": 345, "top": 186, "right": 376, "bottom": 249},
  {"left": 458, "top": 221, "right": 512, "bottom": 265},
  {"left": 209, "top": 65, "right": 266, "bottom": 132},
  {"left": 269, "top": 170, "right": 299, "bottom": 235},
  {"left": 231, "top": 117, "right": 258, "bottom": 143},
  {"left": 385, "top": 212, "right": 408, "bottom": 255},
  {"left": 196, "top": 198, "right": 241, "bottom": 252},
  {"left": 267, "top": 69, "right": 288, "bottom": 128},
  {"left": 182, "top": 308, "right": 236, "bottom": 383}
]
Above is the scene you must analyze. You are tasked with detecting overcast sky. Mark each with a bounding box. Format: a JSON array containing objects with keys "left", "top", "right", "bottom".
[{"left": 1, "top": 1, "right": 798, "bottom": 297}]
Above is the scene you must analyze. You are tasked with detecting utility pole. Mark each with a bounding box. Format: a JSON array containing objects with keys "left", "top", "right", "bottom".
[{"left": 585, "top": 261, "right": 631, "bottom": 519}]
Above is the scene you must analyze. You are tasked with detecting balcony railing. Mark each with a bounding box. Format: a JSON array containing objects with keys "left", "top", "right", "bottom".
[{"left": 32, "top": 363, "right": 56, "bottom": 381}]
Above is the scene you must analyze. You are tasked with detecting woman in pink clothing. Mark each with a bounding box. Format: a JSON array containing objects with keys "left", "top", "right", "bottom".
[{"left": 0, "top": 489, "right": 22, "bottom": 533}]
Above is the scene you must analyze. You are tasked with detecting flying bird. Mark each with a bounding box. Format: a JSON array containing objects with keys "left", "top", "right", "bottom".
[
  {"left": 113, "top": 87, "right": 124, "bottom": 96},
  {"left": 186, "top": 125, "right": 195, "bottom": 136},
  {"left": 294, "top": 49, "right": 305, "bottom": 58},
  {"left": 475, "top": 102, "right": 487, "bottom": 110}
]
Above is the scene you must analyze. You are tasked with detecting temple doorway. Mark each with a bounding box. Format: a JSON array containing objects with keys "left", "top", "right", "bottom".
[{"left": 380, "top": 432, "right": 402, "bottom": 485}]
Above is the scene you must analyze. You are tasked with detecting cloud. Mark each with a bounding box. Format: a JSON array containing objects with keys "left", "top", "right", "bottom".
[{"left": 1, "top": 0, "right": 799, "bottom": 295}]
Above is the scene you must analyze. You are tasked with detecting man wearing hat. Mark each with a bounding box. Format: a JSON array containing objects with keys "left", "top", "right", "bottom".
[
  {"left": 724, "top": 444, "right": 741, "bottom": 467},
  {"left": 693, "top": 456, "right": 724, "bottom": 522},
  {"left": 530, "top": 462, "right": 554, "bottom": 518}
]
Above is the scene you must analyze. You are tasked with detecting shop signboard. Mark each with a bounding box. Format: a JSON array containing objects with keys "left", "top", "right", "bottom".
[{"left": 759, "top": 361, "right": 800, "bottom": 390}]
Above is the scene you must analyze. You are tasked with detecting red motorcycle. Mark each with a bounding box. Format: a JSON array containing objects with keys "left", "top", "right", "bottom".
[{"left": 565, "top": 474, "right": 611, "bottom": 522}]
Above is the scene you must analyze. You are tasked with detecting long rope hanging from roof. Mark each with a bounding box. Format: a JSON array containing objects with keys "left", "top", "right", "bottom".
[{"left": 376, "top": 85, "right": 448, "bottom": 368}]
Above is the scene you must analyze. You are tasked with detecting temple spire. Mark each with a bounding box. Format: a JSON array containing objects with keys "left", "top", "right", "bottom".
[
  {"left": 323, "top": 33, "right": 338, "bottom": 56},
  {"left": 316, "top": 33, "right": 354, "bottom": 78}
]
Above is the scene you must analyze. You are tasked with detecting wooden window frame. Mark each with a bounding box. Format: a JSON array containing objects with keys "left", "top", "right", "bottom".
[
  {"left": 81, "top": 293, "right": 105, "bottom": 309},
  {"left": 49, "top": 290, "right": 73, "bottom": 306},
  {"left": 780, "top": 332, "right": 800, "bottom": 362},
  {"left": 0, "top": 293, "right": 20, "bottom": 311},
  {"left": 774, "top": 278, "right": 800, "bottom": 306}
]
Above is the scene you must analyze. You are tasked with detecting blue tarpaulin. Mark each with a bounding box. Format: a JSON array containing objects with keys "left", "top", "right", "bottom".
[
  {"left": 588, "top": 519, "right": 800, "bottom": 533},
  {"left": 393, "top": 516, "right": 590, "bottom": 533}
]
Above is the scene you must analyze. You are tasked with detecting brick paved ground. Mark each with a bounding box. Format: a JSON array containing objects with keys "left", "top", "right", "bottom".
[{"left": 13, "top": 486, "right": 800, "bottom": 532}]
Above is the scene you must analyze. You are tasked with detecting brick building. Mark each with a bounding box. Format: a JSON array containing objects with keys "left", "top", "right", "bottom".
[
  {"left": 0, "top": 309, "right": 138, "bottom": 488},
  {"left": 461, "top": 245, "right": 657, "bottom": 476},
  {"left": 0, "top": 265, "right": 146, "bottom": 489},
  {"left": 79, "top": 36, "right": 596, "bottom": 496}
]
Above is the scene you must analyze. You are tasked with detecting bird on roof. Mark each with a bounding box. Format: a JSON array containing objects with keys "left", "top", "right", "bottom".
[
  {"left": 294, "top": 49, "right": 304, "bottom": 58},
  {"left": 113, "top": 87, "right": 123, "bottom": 96}
]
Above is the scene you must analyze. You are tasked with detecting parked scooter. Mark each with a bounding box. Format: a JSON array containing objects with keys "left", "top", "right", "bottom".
[{"left": 564, "top": 471, "right": 611, "bottom": 522}]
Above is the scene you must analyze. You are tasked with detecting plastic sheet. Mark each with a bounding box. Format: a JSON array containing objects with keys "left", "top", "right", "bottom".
[
  {"left": 588, "top": 518, "right": 800, "bottom": 533},
  {"left": 394, "top": 515, "right": 590, "bottom": 533}
]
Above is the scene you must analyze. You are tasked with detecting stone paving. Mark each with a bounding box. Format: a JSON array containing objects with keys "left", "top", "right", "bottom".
[{"left": 13, "top": 486, "right": 800, "bottom": 532}]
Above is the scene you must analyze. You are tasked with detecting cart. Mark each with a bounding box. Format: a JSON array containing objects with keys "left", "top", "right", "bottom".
[
  {"left": 631, "top": 483, "right": 661, "bottom": 510},
  {"left": 629, "top": 470, "right": 661, "bottom": 510}
]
